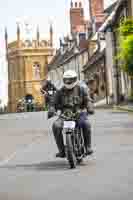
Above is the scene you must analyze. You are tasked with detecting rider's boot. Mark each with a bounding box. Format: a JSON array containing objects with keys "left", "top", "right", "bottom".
[
  {"left": 84, "top": 130, "right": 93, "bottom": 155},
  {"left": 56, "top": 151, "right": 65, "bottom": 158},
  {"left": 55, "top": 135, "right": 65, "bottom": 158},
  {"left": 80, "top": 118, "right": 93, "bottom": 156}
]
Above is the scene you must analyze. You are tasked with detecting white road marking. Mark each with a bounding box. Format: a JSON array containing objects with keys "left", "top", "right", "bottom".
[{"left": 0, "top": 135, "right": 44, "bottom": 167}]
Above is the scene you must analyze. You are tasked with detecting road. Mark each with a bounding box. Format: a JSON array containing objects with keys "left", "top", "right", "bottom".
[{"left": 0, "top": 110, "right": 133, "bottom": 200}]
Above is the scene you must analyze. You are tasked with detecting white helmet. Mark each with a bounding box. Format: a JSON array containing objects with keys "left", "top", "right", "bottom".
[{"left": 63, "top": 70, "right": 78, "bottom": 89}]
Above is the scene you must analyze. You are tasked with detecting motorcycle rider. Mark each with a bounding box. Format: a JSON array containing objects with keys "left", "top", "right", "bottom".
[
  {"left": 52, "top": 70, "right": 94, "bottom": 158},
  {"left": 41, "top": 76, "right": 57, "bottom": 116},
  {"left": 41, "top": 76, "right": 56, "bottom": 102}
]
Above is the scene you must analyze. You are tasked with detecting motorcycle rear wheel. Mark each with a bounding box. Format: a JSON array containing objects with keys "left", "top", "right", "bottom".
[{"left": 66, "top": 134, "right": 76, "bottom": 169}]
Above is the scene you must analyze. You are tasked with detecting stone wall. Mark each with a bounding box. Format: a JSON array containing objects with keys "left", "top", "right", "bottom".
[{"left": 7, "top": 45, "right": 54, "bottom": 112}]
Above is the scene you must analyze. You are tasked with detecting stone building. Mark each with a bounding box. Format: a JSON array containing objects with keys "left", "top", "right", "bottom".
[
  {"left": 6, "top": 25, "right": 54, "bottom": 112},
  {"left": 83, "top": 48, "right": 107, "bottom": 101},
  {"left": 82, "top": 0, "right": 113, "bottom": 103},
  {"left": 99, "top": 0, "right": 133, "bottom": 104},
  {"left": 48, "top": 1, "right": 89, "bottom": 87},
  {"left": 82, "top": 32, "right": 108, "bottom": 102},
  {"left": 48, "top": 37, "right": 88, "bottom": 88}
]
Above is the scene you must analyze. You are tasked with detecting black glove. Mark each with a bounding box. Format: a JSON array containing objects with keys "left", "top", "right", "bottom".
[{"left": 48, "top": 112, "right": 54, "bottom": 119}]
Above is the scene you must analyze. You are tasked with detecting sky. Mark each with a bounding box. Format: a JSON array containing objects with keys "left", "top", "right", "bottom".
[{"left": 0, "top": 0, "right": 116, "bottom": 105}]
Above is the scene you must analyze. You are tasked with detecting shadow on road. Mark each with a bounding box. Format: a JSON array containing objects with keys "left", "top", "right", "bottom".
[
  {"left": 0, "top": 160, "right": 72, "bottom": 171},
  {"left": 0, "top": 159, "right": 88, "bottom": 171}
]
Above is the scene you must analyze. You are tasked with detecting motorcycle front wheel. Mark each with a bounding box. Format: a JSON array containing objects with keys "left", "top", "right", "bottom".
[{"left": 66, "top": 134, "right": 76, "bottom": 169}]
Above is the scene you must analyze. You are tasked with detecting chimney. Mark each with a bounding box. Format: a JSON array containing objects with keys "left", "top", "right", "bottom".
[
  {"left": 89, "top": 0, "right": 106, "bottom": 31},
  {"left": 70, "top": 1, "right": 85, "bottom": 36}
]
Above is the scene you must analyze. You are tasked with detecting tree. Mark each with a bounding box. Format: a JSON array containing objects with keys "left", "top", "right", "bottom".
[
  {"left": 119, "top": 35, "right": 133, "bottom": 75},
  {"left": 118, "top": 19, "right": 133, "bottom": 99},
  {"left": 119, "top": 19, "right": 133, "bottom": 37}
]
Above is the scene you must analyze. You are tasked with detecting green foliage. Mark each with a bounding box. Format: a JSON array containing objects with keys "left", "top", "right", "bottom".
[
  {"left": 119, "top": 35, "right": 133, "bottom": 75},
  {"left": 119, "top": 19, "right": 133, "bottom": 37},
  {"left": 117, "top": 19, "right": 133, "bottom": 76}
]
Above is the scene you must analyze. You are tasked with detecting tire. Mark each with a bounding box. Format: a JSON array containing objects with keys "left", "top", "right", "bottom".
[
  {"left": 66, "top": 134, "right": 76, "bottom": 169},
  {"left": 75, "top": 128, "right": 85, "bottom": 160}
]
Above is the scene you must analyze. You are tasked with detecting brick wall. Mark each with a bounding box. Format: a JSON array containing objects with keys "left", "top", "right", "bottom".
[
  {"left": 90, "top": 0, "right": 106, "bottom": 30},
  {"left": 70, "top": 1, "right": 86, "bottom": 34},
  {"left": 90, "top": 0, "right": 104, "bottom": 17}
]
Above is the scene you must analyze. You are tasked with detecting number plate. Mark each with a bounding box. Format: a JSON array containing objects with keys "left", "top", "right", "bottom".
[{"left": 63, "top": 121, "right": 76, "bottom": 129}]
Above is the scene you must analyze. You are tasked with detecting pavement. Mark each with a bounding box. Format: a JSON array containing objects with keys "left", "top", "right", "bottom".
[
  {"left": 95, "top": 98, "right": 133, "bottom": 112},
  {"left": 0, "top": 110, "right": 133, "bottom": 200},
  {"left": 115, "top": 104, "right": 133, "bottom": 112}
]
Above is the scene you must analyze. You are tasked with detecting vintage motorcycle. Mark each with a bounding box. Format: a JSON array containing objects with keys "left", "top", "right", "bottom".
[{"left": 60, "top": 111, "right": 87, "bottom": 169}]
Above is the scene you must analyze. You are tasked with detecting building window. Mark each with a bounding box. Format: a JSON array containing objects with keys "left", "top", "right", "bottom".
[{"left": 33, "top": 62, "right": 41, "bottom": 80}]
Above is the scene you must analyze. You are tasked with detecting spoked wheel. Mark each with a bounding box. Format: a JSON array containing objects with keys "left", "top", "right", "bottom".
[
  {"left": 66, "top": 134, "right": 76, "bottom": 169},
  {"left": 75, "top": 128, "right": 86, "bottom": 165}
]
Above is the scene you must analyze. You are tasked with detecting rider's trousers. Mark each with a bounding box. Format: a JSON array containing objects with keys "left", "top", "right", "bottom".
[{"left": 52, "top": 115, "right": 92, "bottom": 153}]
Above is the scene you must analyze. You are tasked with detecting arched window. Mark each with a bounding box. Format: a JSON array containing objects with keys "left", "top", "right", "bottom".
[{"left": 33, "top": 62, "right": 41, "bottom": 80}]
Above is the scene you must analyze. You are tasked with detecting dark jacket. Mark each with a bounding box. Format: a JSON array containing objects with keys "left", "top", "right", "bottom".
[{"left": 54, "top": 83, "right": 94, "bottom": 114}]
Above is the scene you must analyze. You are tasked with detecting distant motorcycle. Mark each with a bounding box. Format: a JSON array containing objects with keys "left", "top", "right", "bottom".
[
  {"left": 25, "top": 99, "right": 35, "bottom": 112},
  {"left": 17, "top": 100, "right": 25, "bottom": 112},
  {"left": 17, "top": 105, "right": 25, "bottom": 113},
  {"left": 59, "top": 111, "right": 87, "bottom": 169}
]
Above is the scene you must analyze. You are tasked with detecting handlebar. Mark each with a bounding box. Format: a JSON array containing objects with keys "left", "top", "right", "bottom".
[
  {"left": 55, "top": 110, "right": 88, "bottom": 121},
  {"left": 60, "top": 113, "right": 76, "bottom": 121}
]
